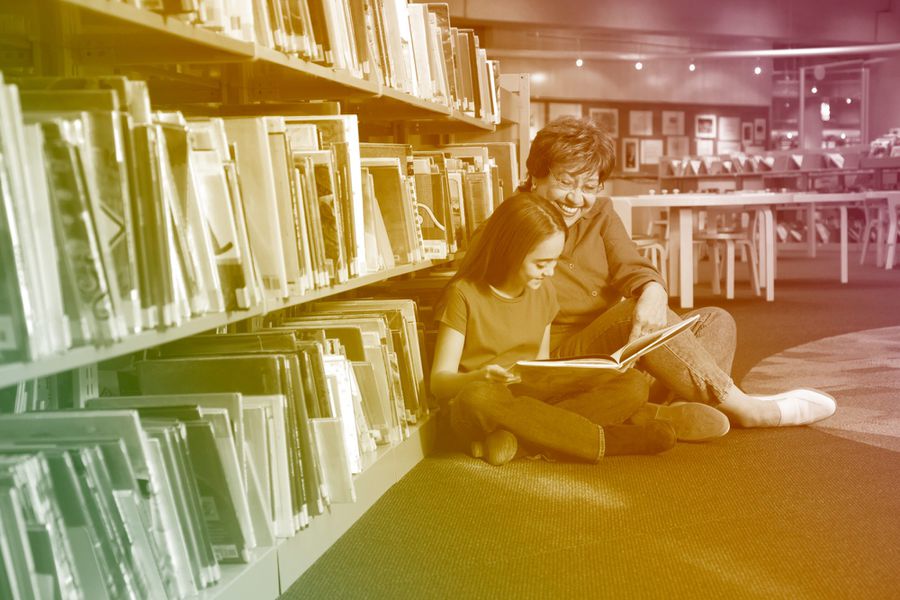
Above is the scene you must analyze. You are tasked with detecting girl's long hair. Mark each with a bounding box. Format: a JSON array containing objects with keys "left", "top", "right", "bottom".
[{"left": 450, "top": 191, "right": 567, "bottom": 289}]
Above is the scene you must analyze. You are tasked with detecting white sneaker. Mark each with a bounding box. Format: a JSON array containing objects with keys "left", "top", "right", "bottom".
[{"left": 751, "top": 388, "right": 837, "bottom": 426}]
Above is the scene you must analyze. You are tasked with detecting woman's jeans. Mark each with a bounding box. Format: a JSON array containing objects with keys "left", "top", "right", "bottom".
[
  {"left": 551, "top": 300, "right": 736, "bottom": 406},
  {"left": 448, "top": 370, "right": 650, "bottom": 462}
]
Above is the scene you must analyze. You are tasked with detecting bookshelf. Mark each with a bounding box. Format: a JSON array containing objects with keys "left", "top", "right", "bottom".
[
  {"left": 0, "top": 259, "right": 446, "bottom": 389},
  {"left": 0, "top": 1, "right": 521, "bottom": 598}
]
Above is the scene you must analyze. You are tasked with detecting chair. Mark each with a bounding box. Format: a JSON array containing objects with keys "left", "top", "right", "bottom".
[
  {"left": 858, "top": 197, "right": 887, "bottom": 267},
  {"left": 632, "top": 209, "right": 669, "bottom": 285},
  {"left": 694, "top": 208, "right": 761, "bottom": 299},
  {"left": 885, "top": 196, "right": 900, "bottom": 270}
]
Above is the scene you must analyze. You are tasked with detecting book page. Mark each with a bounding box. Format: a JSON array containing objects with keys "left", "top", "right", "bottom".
[{"left": 611, "top": 314, "right": 699, "bottom": 368}]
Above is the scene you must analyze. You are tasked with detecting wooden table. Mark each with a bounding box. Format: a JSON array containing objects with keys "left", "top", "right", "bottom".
[
  {"left": 614, "top": 191, "right": 866, "bottom": 309},
  {"left": 790, "top": 191, "right": 864, "bottom": 284},
  {"left": 617, "top": 192, "right": 784, "bottom": 308}
]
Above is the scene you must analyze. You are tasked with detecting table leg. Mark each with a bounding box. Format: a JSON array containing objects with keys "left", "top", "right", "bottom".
[
  {"left": 876, "top": 205, "right": 886, "bottom": 268},
  {"left": 807, "top": 202, "right": 817, "bottom": 258},
  {"left": 840, "top": 206, "right": 848, "bottom": 283},
  {"left": 756, "top": 209, "right": 766, "bottom": 288},
  {"left": 886, "top": 199, "right": 899, "bottom": 270},
  {"left": 762, "top": 207, "right": 775, "bottom": 301},
  {"left": 678, "top": 207, "right": 693, "bottom": 309}
]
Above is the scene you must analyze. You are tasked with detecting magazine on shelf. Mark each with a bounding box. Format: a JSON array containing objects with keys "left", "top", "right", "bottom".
[{"left": 512, "top": 315, "right": 699, "bottom": 391}]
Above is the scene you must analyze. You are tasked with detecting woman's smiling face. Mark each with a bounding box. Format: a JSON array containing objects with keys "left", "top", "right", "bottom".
[{"left": 531, "top": 164, "right": 603, "bottom": 226}]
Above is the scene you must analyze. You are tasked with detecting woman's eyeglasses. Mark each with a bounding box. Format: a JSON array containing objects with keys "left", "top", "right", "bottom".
[{"left": 551, "top": 171, "right": 604, "bottom": 196}]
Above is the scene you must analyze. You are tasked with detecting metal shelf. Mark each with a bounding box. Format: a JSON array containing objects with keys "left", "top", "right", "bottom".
[{"left": 0, "top": 260, "right": 448, "bottom": 388}]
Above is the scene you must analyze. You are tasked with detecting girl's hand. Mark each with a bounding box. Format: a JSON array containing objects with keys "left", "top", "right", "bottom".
[
  {"left": 479, "top": 364, "right": 519, "bottom": 384},
  {"left": 629, "top": 282, "right": 669, "bottom": 342}
]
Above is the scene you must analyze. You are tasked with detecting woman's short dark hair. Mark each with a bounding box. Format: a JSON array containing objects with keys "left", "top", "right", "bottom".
[
  {"left": 522, "top": 116, "right": 617, "bottom": 189},
  {"left": 451, "top": 191, "right": 567, "bottom": 288}
]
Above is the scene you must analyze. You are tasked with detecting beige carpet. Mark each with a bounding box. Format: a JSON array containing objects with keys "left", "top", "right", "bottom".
[{"left": 742, "top": 326, "right": 900, "bottom": 452}]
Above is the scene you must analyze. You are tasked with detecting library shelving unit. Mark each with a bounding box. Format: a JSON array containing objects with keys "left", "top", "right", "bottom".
[{"left": 0, "top": 1, "right": 508, "bottom": 598}]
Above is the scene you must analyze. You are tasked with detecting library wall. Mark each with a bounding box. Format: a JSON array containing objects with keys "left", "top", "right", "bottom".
[
  {"left": 502, "top": 57, "right": 773, "bottom": 106},
  {"left": 868, "top": 55, "right": 900, "bottom": 140}
]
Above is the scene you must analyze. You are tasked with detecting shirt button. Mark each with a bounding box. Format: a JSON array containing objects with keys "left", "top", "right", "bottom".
[{"left": 591, "top": 290, "right": 599, "bottom": 297}]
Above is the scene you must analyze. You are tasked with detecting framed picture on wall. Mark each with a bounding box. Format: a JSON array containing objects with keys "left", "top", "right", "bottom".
[
  {"left": 696, "top": 138, "right": 715, "bottom": 156},
  {"left": 661, "top": 111, "right": 685, "bottom": 135},
  {"left": 754, "top": 118, "right": 767, "bottom": 143},
  {"left": 640, "top": 139, "right": 664, "bottom": 165},
  {"left": 622, "top": 138, "right": 640, "bottom": 172},
  {"left": 666, "top": 136, "right": 690, "bottom": 157},
  {"left": 741, "top": 122, "right": 754, "bottom": 145},
  {"left": 548, "top": 102, "right": 583, "bottom": 121},
  {"left": 695, "top": 114, "right": 717, "bottom": 139},
  {"left": 588, "top": 108, "right": 619, "bottom": 138},
  {"left": 717, "top": 140, "right": 741, "bottom": 155},
  {"left": 719, "top": 116, "right": 741, "bottom": 141},
  {"left": 629, "top": 110, "right": 654, "bottom": 136}
]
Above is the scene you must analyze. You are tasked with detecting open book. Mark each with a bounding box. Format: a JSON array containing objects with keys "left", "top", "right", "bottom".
[{"left": 511, "top": 315, "right": 699, "bottom": 393}]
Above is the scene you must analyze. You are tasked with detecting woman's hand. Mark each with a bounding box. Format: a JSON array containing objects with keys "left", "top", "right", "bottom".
[
  {"left": 628, "top": 282, "right": 669, "bottom": 342},
  {"left": 478, "top": 364, "right": 520, "bottom": 384}
]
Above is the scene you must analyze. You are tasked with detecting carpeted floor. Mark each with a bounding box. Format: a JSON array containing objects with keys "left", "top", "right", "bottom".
[
  {"left": 287, "top": 428, "right": 900, "bottom": 599},
  {"left": 743, "top": 326, "right": 900, "bottom": 453},
  {"left": 282, "top": 249, "right": 900, "bottom": 599}
]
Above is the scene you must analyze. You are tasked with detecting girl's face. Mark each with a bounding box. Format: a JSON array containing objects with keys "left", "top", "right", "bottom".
[
  {"left": 531, "top": 163, "right": 603, "bottom": 227},
  {"left": 507, "top": 231, "right": 565, "bottom": 292}
]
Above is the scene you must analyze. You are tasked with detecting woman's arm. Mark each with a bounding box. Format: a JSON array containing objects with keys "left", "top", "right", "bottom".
[{"left": 430, "top": 324, "right": 516, "bottom": 401}]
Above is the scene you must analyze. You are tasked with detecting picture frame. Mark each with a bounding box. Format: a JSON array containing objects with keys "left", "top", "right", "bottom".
[
  {"left": 754, "top": 118, "right": 767, "bottom": 143},
  {"left": 588, "top": 107, "right": 619, "bottom": 138},
  {"left": 666, "top": 136, "right": 690, "bottom": 157},
  {"left": 640, "top": 139, "right": 664, "bottom": 165},
  {"left": 548, "top": 102, "right": 583, "bottom": 121},
  {"left": 661, "top": 111, "right": 685, "bottom": 136},
  {"left": 717, "top": 140, "right": 741, "bottom": 155},
  {"left": 622, "top": 138, "right": 640, "bottom": 172},
  {"left": 741, "top": 122, "right": 754, "bottom": 145},
  {"left": 695, "top": 114, "right": 717, "bottom": 139},
  {"left": 695, "top": 138, "right": 715, "bottom": 156},
  {"left": 718, "top": 116, "right": 741, "bottom": 141},
  {"left": 629, "top": 110, "right": 654, "bottom": 136}
]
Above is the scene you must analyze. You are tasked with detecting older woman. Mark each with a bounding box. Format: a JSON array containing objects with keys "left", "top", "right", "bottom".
[{"left": 522, "top": 116, "right": 835, "bottom": 428}]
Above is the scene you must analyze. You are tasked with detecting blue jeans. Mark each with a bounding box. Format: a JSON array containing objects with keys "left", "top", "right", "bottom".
[
  {"left": 448, "top": 370, "right": 650, "bottom": 462},
  {"left": 552, "top": 300, "right": 737, "bottom": 406}
]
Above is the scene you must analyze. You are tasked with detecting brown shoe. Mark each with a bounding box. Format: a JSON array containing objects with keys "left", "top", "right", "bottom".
[{"left": 635, "top": 402, "right": 730, "bottom": 442}]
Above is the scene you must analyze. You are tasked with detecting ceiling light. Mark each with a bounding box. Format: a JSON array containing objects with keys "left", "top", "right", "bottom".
[
  {"left": 846, "top": 98, "right": 852, "bottom": 104},
  {"left": 635, "top": 61, "right": 643, "bottom": 70},
  {"left": 753, "top": 65, "right": 762, "bottom": 75},
  {"left": 689, "top": 62, "right": 696, "bottom": 72},
  {"left": 811, "top": 86, "right": 818, "bottom": 94},
  {"left": 840, "top": 132, "right": 847, "bottom": 140},
  {"left": 575, "top": 58, "right": 583, "bottom": 67}
]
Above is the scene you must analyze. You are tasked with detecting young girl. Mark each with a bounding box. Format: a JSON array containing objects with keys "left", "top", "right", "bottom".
[{"left": 431, "top": 192, "right": 685, "bottom": 466}]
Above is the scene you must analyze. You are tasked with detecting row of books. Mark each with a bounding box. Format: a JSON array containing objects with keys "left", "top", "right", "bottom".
[
  {"left": 0, "top": 299, "right": 426, "bottom": 599},
  {"left": 127, "top": 0, "right": 501, "bottom": 121},
  {"left": 660, "top": 151, "right": 859, "bottom": 177},
  {"left": 0, "top": 72, "right": 515, "bottom": 364}
]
